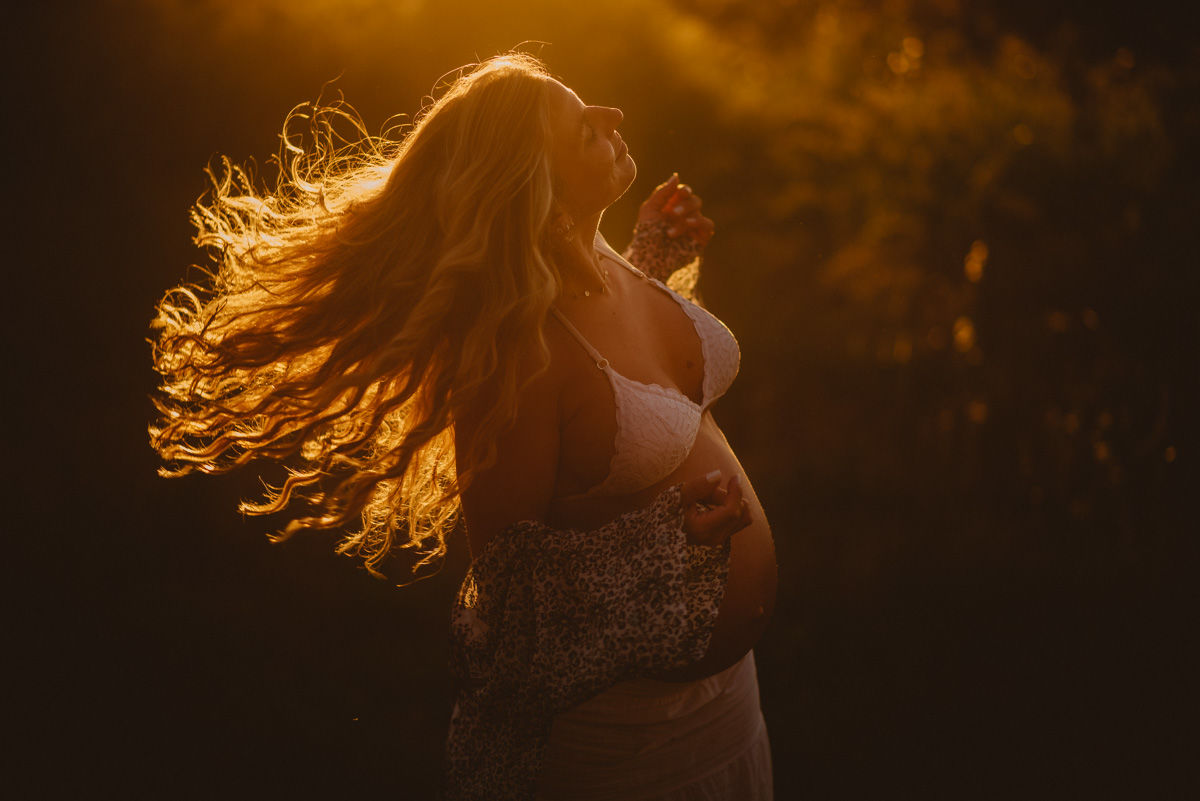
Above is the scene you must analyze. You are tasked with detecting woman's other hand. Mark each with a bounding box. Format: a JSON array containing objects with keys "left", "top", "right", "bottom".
[
  {"left": 680, "top": 470, "right": 751, "bottom": 546},
  {"left": 637, "top": 173, "right": 715, "bottom": 246}
]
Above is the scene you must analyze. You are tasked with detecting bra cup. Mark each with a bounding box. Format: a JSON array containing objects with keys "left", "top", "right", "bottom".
[
  {"left": 566, "top": 232, "right": 742, "bottom": 498},
  {"left": 589, "top": 372, "right": 702, "bottom": 497},
  {"left": 667, "top": 288, "right": 741, "bottom": 410}
]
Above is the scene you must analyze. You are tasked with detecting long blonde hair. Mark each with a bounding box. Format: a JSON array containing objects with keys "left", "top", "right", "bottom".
[{"left": 149, "top": 53, "right": 567, "bottom": 580}]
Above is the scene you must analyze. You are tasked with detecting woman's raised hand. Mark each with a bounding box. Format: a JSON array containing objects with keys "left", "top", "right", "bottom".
[
  {"left": 680, "top": 470, "right": 752, "bottom": 546},
  {"left": 637, "top": 173, "right": 715, "bottom": 246}
]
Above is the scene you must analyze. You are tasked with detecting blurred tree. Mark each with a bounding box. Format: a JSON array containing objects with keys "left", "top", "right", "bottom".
[{"left": 617, "top": 0, "right": 1195, "bottom": 542}]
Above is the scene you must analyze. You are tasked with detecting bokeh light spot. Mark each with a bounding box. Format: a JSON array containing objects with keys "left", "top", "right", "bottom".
[
  {"left": 888, "top": 52, "right": 911, "bottom": 74},
  {"left": 964, "top": 239, "right": 988, "bottom": 282},
  {"left": 952, "top": 316, "right": 975, "bottom": 351}
]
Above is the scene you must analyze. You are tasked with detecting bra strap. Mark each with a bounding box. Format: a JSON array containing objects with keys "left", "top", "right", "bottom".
[
  {"left": 550, "top": 308, "right": 610, "bottom": 369},
  {"left": 594, "top": 234, "right": 648, "bottom": 281}
]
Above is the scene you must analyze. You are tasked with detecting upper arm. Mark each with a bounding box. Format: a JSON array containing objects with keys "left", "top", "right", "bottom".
[{"left": 456, "top": 345, "right": 563, "bottom": 558}]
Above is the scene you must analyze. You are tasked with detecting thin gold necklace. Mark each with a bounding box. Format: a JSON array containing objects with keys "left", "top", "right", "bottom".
[
  {"left": 576, "top": 253, "right": 610, "bottom": 297},
  {"left": 582, "top": 263, "right": 610, "bottom": 297}
]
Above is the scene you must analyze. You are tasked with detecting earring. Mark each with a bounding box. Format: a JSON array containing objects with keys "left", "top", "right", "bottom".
[{"left": 551, "top": 211, "right": 574, "bottom": 238}]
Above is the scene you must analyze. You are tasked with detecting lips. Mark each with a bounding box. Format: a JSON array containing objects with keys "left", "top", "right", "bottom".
[{"left": 615, "top": 137, "right": 628, "bottom": 158}]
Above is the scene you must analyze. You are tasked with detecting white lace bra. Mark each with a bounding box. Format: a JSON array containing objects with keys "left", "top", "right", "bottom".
[{"left": 551, "top": 234, "right": 740, "bottom": 497}]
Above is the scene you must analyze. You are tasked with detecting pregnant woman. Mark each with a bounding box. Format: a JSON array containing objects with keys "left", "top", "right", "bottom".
[{"left": 148, "top": 53, "right": 776, "bottom": 801}]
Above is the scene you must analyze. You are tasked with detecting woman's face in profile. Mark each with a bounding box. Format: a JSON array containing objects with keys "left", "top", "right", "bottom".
[{"left": 546, "top": 79, "right": 636, "bottom": 220}]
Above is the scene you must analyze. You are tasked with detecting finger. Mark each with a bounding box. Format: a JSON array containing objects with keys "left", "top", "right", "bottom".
[
  {"left": 676, "top": 194, "right": 703, "bottom": 214},
  {"left": 724, "top": 474, "right": 744, "bottom": 509},
  {"left": 689, "top": 502, "right": 744, "bottom": 545},
  {"left": 665, "top": 199, "right": 702, "bottom": 223},
  {"left": 732, "top": 477, "right": 753, "bottom": 528},
  {"left": 680, "top": 469, "right": 722, "bottom": 508},
  {"left": 731, "top": 503, "right": 753, "bottom": 537},
  {"left": 660, "top": 184, "right": 694, "bottom": 214},
  {"left": 696, "top": 475, "right": 743, "bottom": 524},
  {"left": 667, "top": 222, "right": 696, "bottom": 237},
  {"left": 646, "top": 172, "right": 681, "bottom": 207},
  {"left": 668, "top": 227, "right": 702, "bottom": 240}
]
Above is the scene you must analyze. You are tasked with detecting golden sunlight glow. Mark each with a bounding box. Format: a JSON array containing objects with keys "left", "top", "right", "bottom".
[{"left": 132, "top": 0, "right": 1181, "bottom": 605}]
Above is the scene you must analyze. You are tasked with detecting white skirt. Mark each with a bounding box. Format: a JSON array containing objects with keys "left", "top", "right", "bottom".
[{"left": 537, "top": 651, "right": 773, "bottom": 801}]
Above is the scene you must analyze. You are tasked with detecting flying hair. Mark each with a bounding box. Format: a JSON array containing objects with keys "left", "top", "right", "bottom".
[{"left": 149, "top": 52, "right": 568, "bottom": 582}]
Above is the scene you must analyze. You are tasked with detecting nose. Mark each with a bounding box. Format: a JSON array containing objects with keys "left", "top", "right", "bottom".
[{"left": 595, "top": 105, "right": 623, "bottom": 132}]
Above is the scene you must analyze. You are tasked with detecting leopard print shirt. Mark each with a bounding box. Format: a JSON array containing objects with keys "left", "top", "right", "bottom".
[
  {"left": 621, "top": 219, "right": 706, "bottom": 284},
  {"left": 444, "top": 484, "right": 731, "bottom": 801}
]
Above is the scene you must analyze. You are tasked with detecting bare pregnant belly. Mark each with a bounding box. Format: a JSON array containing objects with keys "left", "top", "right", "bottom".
[{"left": 548, "top": 413, "right": 778, "bottom": 681}]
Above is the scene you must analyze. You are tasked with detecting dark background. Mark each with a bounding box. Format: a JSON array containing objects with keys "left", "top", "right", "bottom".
[{"left": 8, "top": 1, "right": 1196, "bottom": 798}]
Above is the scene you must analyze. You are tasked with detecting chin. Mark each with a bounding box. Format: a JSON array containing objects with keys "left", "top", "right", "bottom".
[{"left": 615, "top": 157, "right": 637, "bottom": 198}]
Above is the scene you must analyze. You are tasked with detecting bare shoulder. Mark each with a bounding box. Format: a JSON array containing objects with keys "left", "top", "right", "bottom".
[
  {"left": 540, "top": 307, "right": 604, "bottom": 422},
  {"left": 542, "top": 311, "right": 587, "bottom": 375}
]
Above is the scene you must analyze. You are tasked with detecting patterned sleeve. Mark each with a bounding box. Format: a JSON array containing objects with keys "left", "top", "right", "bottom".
[
  {"left": 444, "top": 483, "right": 731, "bottom": 801},
  {"left": 621, "top": 219, "right": 706, "bottom": 284}
]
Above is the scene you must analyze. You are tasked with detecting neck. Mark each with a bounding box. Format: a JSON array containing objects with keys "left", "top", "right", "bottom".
[
  {"left": 556, "top": 211, "right": 608, "bottom": 296},
  {"left": 569, "top": 211, "right": 602, "bottom": 250}
]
